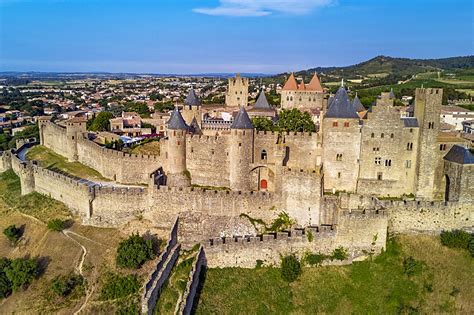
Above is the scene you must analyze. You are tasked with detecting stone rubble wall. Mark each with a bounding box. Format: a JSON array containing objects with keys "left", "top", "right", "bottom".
[{"left": 141, "top": 218, "right": 180, "bottom": 315}]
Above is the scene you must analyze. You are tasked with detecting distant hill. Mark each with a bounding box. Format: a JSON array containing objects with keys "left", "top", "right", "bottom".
[{"left": 277, "top": 55, "right": 474, "bottom": 82}]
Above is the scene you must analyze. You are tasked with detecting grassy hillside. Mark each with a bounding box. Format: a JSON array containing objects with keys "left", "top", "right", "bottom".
[
  {"left": 195, "top": 235, "right": 474, "bottom": 314},
  {"left": 0, "top": 170, "right": 154, "bottom": 313},
  {"left": 292, "top": 55, "right": 474, "bottom": 81}
]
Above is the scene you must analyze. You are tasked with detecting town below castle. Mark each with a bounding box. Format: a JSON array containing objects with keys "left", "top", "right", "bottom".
[{"left": 0, "top": 71, "right": 473, "bottom": 314}]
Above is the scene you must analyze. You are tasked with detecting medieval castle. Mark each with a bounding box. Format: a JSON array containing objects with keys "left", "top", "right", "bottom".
[{"left": 0, "top": 74, "right": 472, "bottom": 269}]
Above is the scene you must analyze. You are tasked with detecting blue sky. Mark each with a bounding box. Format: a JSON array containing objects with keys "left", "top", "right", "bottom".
[{"left": 0, "top": 0, "right": 472, "bottom": 74}]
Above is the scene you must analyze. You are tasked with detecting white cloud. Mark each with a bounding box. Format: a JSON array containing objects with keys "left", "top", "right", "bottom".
[{"left": 193, "top": 0, "right": 335, "bottom": 17}]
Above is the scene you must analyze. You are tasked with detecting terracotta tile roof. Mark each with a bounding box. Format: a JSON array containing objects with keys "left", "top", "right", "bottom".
[
  {"left": 282, "top": 73, "right": 298, "bottom": 91},
  {"left": 306, "top": 73, "right": 324, "bottom": 92}
]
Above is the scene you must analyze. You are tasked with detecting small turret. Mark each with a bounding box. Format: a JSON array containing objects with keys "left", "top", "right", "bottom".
[
  {"left": 229, "top": 107, "right": 254, "bottom": 191},
  {"left": 182, "top": 88, "right": 202, "bottom": 127},
  {"left": 166, "top": 108, "right": 190, "bottom": 187}
]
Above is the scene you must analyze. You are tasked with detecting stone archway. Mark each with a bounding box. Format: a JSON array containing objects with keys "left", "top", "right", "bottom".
[{"left": 250, "top": 166, "right": 275, "bottom": 192}]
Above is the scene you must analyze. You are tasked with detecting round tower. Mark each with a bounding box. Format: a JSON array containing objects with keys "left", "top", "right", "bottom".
[
  {"left": 65, "top": 116, "right": 87, "bottom": 162},
  {"left": 229, "top": 107, "right": 254, "bottom": 191},
  {"left": 166, "top": 108, "right": 191, "bottom": 187}
]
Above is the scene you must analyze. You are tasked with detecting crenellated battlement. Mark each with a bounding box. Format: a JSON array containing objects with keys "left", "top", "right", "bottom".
[
  {"left": 94, "top": 185, "right": 147, "bottom": 195},
  {"left": 281, "top": 166, "right": 322, "bottom": 176},
  {"left": 205, "top": 225, "right": 336, "bottom": 248},
  {"left": 77, "top": 137, "right": 162, "bottom": 160},
  {"left": 187, "top": 134, "right": 225, "bottom": 144},
  {"left": 153, "top": 184, "right": 273, "bottom": 198}
]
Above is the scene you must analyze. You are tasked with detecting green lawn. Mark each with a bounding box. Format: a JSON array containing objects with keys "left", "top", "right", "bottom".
[
  {"left": 195, "top": 235, "right": 474, "bottom": 314},
  {"left": 26, "top": 145, "right": 110, "bottom": 181},
  {"left": 0, "top": 169, "right": 71, "bottom": 222}
]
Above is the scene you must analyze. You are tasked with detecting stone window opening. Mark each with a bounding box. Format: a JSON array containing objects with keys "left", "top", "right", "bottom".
[
  {"left": 344, "top": 122, "right": 350, "bottom": 127},
  {"left": 333, "top": 121, "right": 338, "bottom": 127},
  {"left": 336, "top": 154, "right": 342, "bottom": 161},
  {"left": 377, "top": 172, "right": 383, "bottom": 180},
  {"left": 211, "top": 149, "right": 214, "bottom": 155},
  {"left": 405, "top": 160, "right": 411, "bottom": 168},
  {"left": 373, "top": 147, "right": 379, "bottom": 152},
  {"left": 407, "top": 142, "right": 413, "bottom": 151},
  {"left": 375, "top": 157, "right": 381, "bottom": 165},
  {"left": 337, "top": 172, "right": 341, "bottom": 178},
  {"left": 385, "top": 159, "right": 392, "bottom": 167},
  {"left": 371, "top": 133, "right": 375, "bottom": 138},
  {"left": 439, "top": 144, "right": 447, "bottom": 151},
  {"left": 261, "top": 150, "right": 268, "bottom": 160},
  {"left": 381, "top": 133, "right": 384, "bottom": 138},
  {"left": 390, "top": 133, "right": 394, "bottom": 138}
]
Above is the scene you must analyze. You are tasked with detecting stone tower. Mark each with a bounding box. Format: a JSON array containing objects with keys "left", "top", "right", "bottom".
[
  {"left": 229, "top": 107, "right": 254, "bottom": 191},
  {"left": 37, "top": 116, "right": 51, "bottom": 145},
  {"left": 166, "top": 108, "right": 191, "bottom": 187},
  {"left": 322, "top": 86, "right": 361, "bottom": 193},
  {"left": 225, "top": 74, "right": 249, "bottom": 107},
  {"left": 413, "top": 88, "right": 443, "bottom": 199},
  {"left": 65, "top": 117, "right": 87, "bottom": 162},
  {"left": 181, "top": 88, "right": 202, "bottom": 127}
]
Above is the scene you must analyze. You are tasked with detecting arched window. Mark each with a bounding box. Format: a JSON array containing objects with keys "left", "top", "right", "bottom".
[
  {"left": 290, "top": 96, "right": 293, "bottom": 101},
  {"left": 390, "top": 133, "right": 394, "bottom": 138},
  {"left": 336, "top": 154, "right": 342, "bottom": 161},
  {"left": 261, "top": 150, "right": 267, "bottom": 160},
  {"left": 371, "top": 133, "right": 375, "bottom": 138}
]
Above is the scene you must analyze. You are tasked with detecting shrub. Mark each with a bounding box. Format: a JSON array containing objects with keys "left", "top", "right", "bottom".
[
  {"left": 3, "top": 225, "right": 22, "bottom": 244},
  {"left": 51, "top": 274, "right": 83, "bottom": 297},
  {"left": 116, "top": 233, "right": 154, "bottom": 269},
  {"left": 440, "top": 230, "right": 471, "bottom": 250},
  {"left": 403, "top": 256, "right": 424, "bottom": 277},
  {"left": 100, "top": 273, "right": 140, "bottom": 300},
  {"left": 304, "top": 252, "right": 327, "bottom": 266},
  {"left": 47, "top": 219, "right": 65, "bottom": 232},
  {"left": 280, "top": 255, "right": 301, "bottom": 282},
  {"left": 306, "top": 230, "right": 314, "bottom": 242},
  {"left": 3, "top": 257, "right": 39, "bottom": 291},
  {"left": 331, "top": 247, "right": 348, "bottom": 261}
]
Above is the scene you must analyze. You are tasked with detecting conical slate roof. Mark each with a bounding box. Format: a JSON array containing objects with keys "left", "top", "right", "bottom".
[
  {"left": 282, "top": 73, "right": 298, "bottom": 90},
  {"left": 184, "top": 88, "right": 201, "bottom": 106},
  {"left": 306, "top": 73, "right": 324, "bottom": 92},
  {"left": 325, "top": 87, "right": 359, "bottom": 119},
  {"left": 254, "top": 90, "right": 272, "bottom": 109},
  {"left": 231, "top": 107, "right": 254, "bottom": 129},
  {"left": 389, "top": 88, "right": 396, "bottom": 99},
  {"left": 352, "top": 94, "right": 366, "bottom": 112},
  {"left": 189, "top": 117, "right": 202, "bottom": 135},
  {"left": 167, "top": 107, "right": 188, "bottom": 130},
  {"left": 443, "top": 145, "right": 474, "bottom": 164},
  {"left": 327, "top": 95, "right": 334, "bottom": 108}
]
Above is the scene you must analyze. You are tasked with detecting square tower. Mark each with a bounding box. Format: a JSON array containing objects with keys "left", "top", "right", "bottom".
[
  {"left": 225, "top": 74, "right": 249, "bottom": 107},
  {"left": 413, "top": 88, "right": 443, "bottom": 199}
]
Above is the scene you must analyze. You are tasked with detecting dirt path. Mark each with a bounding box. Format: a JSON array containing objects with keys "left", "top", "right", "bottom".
[{"left": 62, "top": 230, "right": 92, "bottom": 315}]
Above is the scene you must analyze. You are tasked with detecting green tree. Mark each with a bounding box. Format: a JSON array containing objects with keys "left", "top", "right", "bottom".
[
  {"left": 280, "top": 255, "right": 301, "bottom": 282},
  {"left": 100, "top": 273, "right": 140, "bottom": 300},
  {"left": 3, "top": 225, "right": 22, "bottom": 244},
  {"left": 251, "top": 117, "right": 275, "bottom": 131},
  {"left": 116, "top": 233, "right": 154, "bottom": 269},
  {"left": 51, "top": 274, "right": 83, "bottom": 297},
  {"left": 276, "top": 109, "right": 316, "bottom": 132},
  {"left": 440, "top": 230, "right": 471, "bottom": 249},
  {"left": 154, "top": 102, "right": 174, "bottom": 113},
  {"left": 4, "top": 258, "right": 39, "bottom": 291},
  {"left": 88, "top": 112, "right": 114, "bottom": 132}
]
